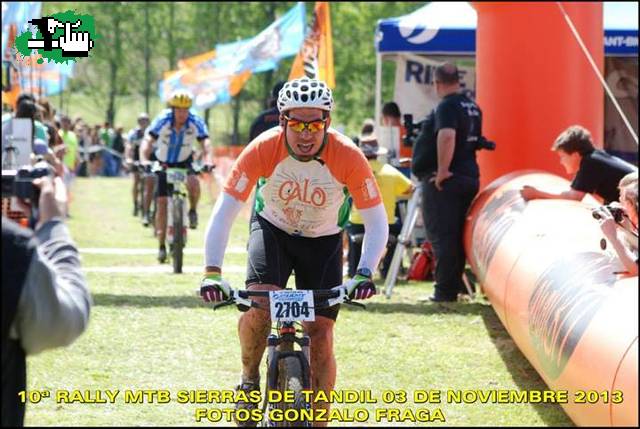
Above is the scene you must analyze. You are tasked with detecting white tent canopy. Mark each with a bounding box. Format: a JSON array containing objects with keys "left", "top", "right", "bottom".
[{"left": 373, "top": 2, "right": 639, "bottom": 125}]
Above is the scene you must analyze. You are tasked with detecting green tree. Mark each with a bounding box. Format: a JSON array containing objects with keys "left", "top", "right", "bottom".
[{"left": 41, "top": 2, "right": 425, "bottom": 139}]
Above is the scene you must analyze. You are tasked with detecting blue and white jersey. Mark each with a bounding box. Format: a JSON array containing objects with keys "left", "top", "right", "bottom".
[
  {"left": 148, "top": 108, "right": 209, "bottom": 163},
  {"left": 126, "top": 126, "right": 147, "bottom": 148}
]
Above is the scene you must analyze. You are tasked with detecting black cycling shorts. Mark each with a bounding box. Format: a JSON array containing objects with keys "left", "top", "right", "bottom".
[
  {"left": 155, "top": 156, "right": 195, "bottom": 198},
  {"left": 132, "top": 143, "right": 141, "bottom": 162},
  {"left": 246, "top": 214, "right": 343, "bottom": 321}
]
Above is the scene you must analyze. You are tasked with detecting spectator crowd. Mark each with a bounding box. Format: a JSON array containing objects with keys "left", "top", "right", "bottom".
[{"left": 2, "top": 94, "right": 130, "bottom": 180}]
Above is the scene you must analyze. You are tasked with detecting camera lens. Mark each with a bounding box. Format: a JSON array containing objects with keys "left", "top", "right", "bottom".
[{"left": 610, "top": 207, "right": 625, "bottom": 223}]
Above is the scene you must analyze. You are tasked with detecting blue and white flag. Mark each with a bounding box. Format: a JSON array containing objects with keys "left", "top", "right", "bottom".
[
  {"left": 158, "top": 2, "right": 305, "bottom": 110},
  {"left": 3, "top": 2, "right": 75, "bottom": 96},
  {"left": 213, "top": 2, "right": 306, "bottom": 75},
  {"left": 2, "top": 2, "right": 42, "bottom": 56}
]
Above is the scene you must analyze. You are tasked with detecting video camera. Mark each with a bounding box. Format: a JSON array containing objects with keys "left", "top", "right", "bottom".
[
  {"left": 403, "top": 113, "right": 496, "bottom": 151},
  {"left": 403, "top": 114, "right": 425, "bottom": 149},
  {"left": 2, "top": 161, "right": 53, "bottom": 201},
  {"left": 474, "top": 136, "right": 496, "bottom": 151}
]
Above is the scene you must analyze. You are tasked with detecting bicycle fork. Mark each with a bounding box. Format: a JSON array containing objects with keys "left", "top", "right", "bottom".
[
  {"left": 167, "top": 195, "right": 188, "bottom": 246},
  {"left": 266, "top": 331, "right": 312, "bottom": 391}
]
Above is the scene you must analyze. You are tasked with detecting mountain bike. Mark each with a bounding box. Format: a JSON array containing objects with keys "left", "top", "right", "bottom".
[
  {"left": 208, "top": 286, "right": 366, "bottom": 427},
  {"left": 157, "top": 162, "right": 212, "bottom": 273}
]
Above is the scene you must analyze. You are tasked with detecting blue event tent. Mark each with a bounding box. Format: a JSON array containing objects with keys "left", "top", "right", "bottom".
[{"left": 373, "top": 2, "right": 639, "bottom": 125}]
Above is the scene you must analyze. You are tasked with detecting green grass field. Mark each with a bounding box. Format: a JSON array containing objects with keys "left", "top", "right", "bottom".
[{"left": 23, "top": 177, "right": 573, "bottom": 426}]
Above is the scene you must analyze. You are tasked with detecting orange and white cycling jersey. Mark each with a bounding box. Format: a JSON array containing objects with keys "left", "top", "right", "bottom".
[{"left": 224, "top": 127, "right": 382, "bottom": 237}]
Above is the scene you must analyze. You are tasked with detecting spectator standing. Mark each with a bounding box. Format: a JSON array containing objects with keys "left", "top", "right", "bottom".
[
  {"left": 382, "top": 101, "right": 412, "bottom": 177},
  {"left": 414, "top": 63, "right": 483, "bottom": 302},
  {"left": 346, "top": 133, "right": 413, "bottom": 278},
  {"left": 110, "top": 126, "right": 125, "bottom": 177}
]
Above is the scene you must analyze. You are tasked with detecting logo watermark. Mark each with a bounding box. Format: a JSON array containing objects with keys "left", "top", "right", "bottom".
[{"left": 14, "top": 10, "right": 99, "bottom": 65}]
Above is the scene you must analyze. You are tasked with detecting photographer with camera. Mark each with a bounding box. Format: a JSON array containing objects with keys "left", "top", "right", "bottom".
[
  {"left": 2, "top": 97, "right": 63, "bottom": 178},
  {"left": 521, "top": 125, "right": 636, "bottom": 204},
  {"left": 411, "top": 63, "right": 486, "bottom": 302},
  {"left": 1, "top": 175, "right": 91, "bottom": 426},
  {"left": 593, "top": 172, "right": 638, "bottom": 276}
]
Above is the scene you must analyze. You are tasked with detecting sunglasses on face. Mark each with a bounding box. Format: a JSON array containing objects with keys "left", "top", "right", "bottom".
[{"left": 284, "top": 116, "right": 327, "bottom": 133}]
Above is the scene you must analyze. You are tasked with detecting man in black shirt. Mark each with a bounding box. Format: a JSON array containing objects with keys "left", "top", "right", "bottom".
[
  {"left": 248, "top": 80, "right": 285, "bottom": 141},
  {"left": 414, "top": 63, "right": 482, "bottom": 302},
  {"left": 521, "top": 125, "right": 637, "bottom": 204}
]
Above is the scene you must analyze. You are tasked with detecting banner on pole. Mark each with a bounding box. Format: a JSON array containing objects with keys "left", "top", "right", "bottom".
[
  {"left": 289, "top": 2, "right": 335, "bottom": 88},
  {"left": 159, "top": 2, "right": 305, "bottom": 110},
  {"left": 393, "top": 53, "right": 475, "bottom": 121}
]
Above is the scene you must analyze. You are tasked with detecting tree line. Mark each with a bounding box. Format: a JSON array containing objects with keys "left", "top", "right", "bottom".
[{"left": 42, "top": 2, "right": 422, "bottom": 143}]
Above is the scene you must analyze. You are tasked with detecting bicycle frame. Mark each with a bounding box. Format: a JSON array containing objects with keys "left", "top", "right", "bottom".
[
  {"left": 165, "top": 167, "right": 189, "bottom": 247},
  {"left": 265, "top": 320, "right": 312, "bottom": 396},
  {"left": 206, "top": 287, "right": 363, "bottom": 427}
]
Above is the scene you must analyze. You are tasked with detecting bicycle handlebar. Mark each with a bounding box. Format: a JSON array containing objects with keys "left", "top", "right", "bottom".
[
  {"left": 147, "top": 161, "right": 215, "bottom": 175},
  {"left": 196, "top": 286, "right": 367, "bottom": 311}
]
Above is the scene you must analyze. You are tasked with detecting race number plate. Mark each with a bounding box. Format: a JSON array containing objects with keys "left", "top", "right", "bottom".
[
  {"left": 166, "top": 169, "right": 186, "bottom": 184},
  {"left": 269, "top": 290, "right": 315, "bottom": 322}
]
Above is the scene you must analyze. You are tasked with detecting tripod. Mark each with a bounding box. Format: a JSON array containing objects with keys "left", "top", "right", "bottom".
[
  {"left": 384, "top": 183, "right": 422, "bottom": 298},
  {"left": 383, "top": 181, "right": 475, "bottom": 299}
]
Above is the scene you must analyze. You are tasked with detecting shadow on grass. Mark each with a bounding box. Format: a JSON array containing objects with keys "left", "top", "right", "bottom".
[
  {"left": 343, "top": 300, "right": 492, "bottom": 316},
  {"left": 93, "top": 293, "right": 208, "bottom": 309},
  {"left": 480, "top": 306, "right": 574, "bottom": 427},
  {"left": 92, "top": 293, "right": 491, "bottom": 316}
]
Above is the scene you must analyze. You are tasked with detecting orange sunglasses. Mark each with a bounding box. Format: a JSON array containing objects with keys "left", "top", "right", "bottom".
[{"left": 284, "top": 116, "right": 327, "bottom": 133}]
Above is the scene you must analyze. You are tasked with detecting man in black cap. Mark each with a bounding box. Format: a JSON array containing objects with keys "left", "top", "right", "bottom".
[{"left": 248, "top": 80, "right": 286, "bottom": 141}]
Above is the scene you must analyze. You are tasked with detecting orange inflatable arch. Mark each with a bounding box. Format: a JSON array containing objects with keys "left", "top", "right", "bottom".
[
  {"left": 467, "top": 4, "right": 637, "bottom": 426},
  {"left": 464, "top": 171, "right": 637, "bottom": 427}
]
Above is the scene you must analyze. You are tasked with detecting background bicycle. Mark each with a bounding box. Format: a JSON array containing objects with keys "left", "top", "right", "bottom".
[{"left": 157, "top": 162, "right": 212, "bottom": 273}]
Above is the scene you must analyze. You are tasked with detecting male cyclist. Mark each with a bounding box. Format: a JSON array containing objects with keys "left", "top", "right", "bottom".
[
  {"left": 124, "top": 112, "right": 150, "bottom": 217},
  {"left": 140, "top": 91, "right": 211, "bottom": 263},
  {"left": 199, "top": 77, "right": 389, "bottom": 425}
]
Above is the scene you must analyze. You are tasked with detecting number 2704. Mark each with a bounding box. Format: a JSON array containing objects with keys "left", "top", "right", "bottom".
[{"left": 274, "top": 301, "right": 310, "bottom": 318}]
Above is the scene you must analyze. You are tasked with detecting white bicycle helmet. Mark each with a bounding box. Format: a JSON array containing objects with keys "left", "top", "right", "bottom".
[{"left": 277, "top": 77, "right": 334, "bottom": 113}]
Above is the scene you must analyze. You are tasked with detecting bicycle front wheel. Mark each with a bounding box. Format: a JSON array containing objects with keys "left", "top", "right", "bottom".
[
  {"left": 265, "top": 356, "right": 311, "bottom": 427},
  {"left": 172, "top": 198, "right": 184, "bottom": 274},
  {"left": 137, "top": 174, "right": 145, "bottom": 219}
]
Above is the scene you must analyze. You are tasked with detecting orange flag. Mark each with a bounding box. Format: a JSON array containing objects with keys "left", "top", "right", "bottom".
[
  {"left": 177, "top": 50, "right": 216, "bottom": 70},
  {"left": 288, "top": 2, "right": 335, "bottom": 88},
  {"left": 2, "top": 24, "right": 20, "bottom": 109}
]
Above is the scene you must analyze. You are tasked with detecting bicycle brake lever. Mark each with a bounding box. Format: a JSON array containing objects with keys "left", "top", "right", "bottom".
[
  {"left": 231, "top": 290, "right": 253, "bottom": 310},
  {"left": 236, "top": 301, "right": 261, "bottom": 312},
  {"left": 344, "top": 299, "right": 367, "bottom": 309},
  {"left": 327, "top": 286, "right": 349, "bottom": 307},
  {"left": 213, "top": 300, "right": 234, "bottom": 310},
  {"left": 236, "top": 303, "right": 251, "bottom": 312}
]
